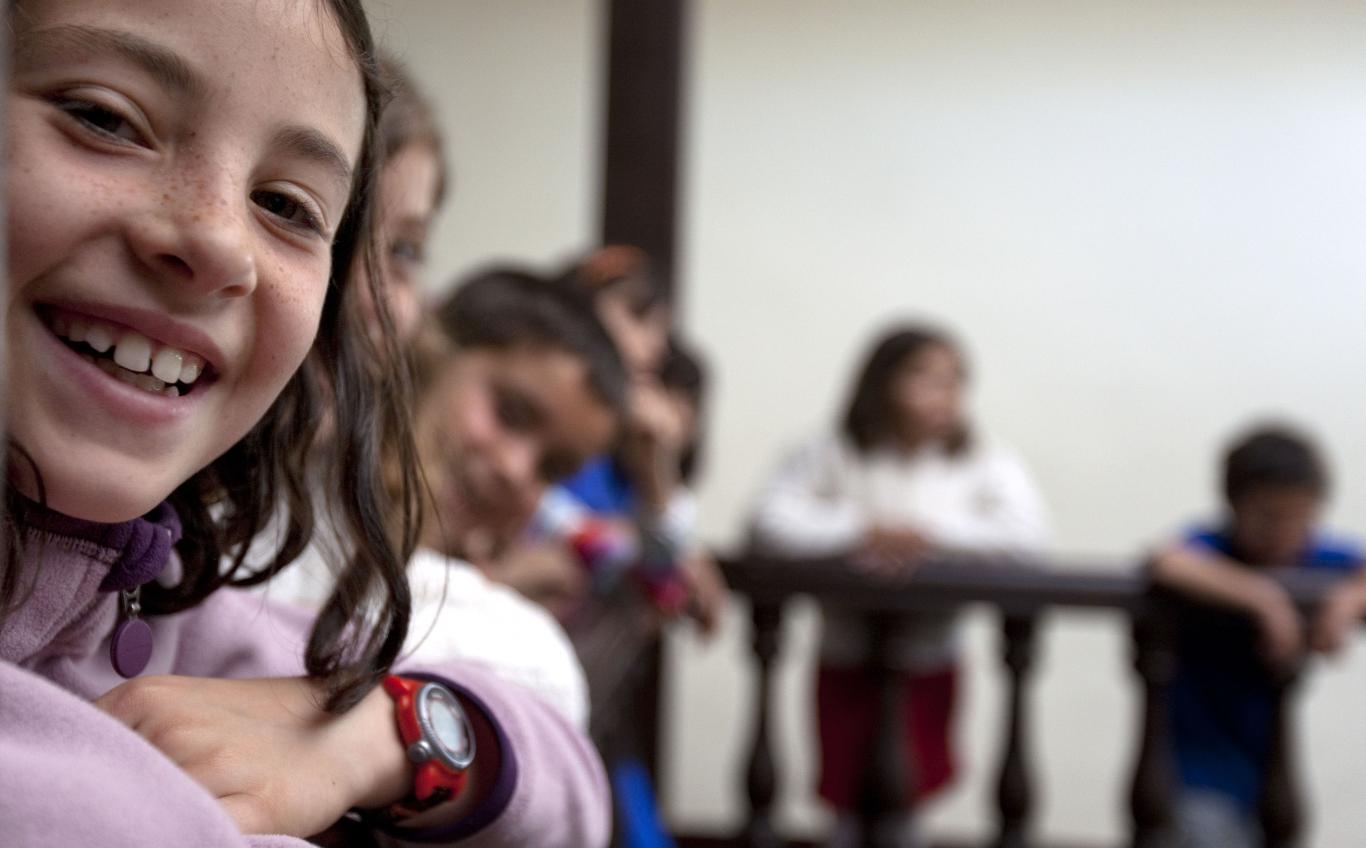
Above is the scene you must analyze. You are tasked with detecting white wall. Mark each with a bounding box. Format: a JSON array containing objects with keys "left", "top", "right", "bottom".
[
  {"left": 370, "top": 2, "right": 1366, "bottom": 844},
  {"left": 364, "top": 0, "right": 601, "bottom": 282}
]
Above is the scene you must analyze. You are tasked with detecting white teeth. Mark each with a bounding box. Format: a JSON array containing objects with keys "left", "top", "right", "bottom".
[
  {"left": 55, "top": 313, "right": 207, "bottom": 389},
  {"left": 113, "top": 332, "right": 152, "bottom": 373},
  {"left": 162, "top": 385, "right": 181, "bottom": 398},
  {"left": 179, "top": 355, "right": 204, "bottom": 385},
  {"left": 151, "top": 348, "right": 184, "bottom": 384},
  {"left": 85, "top": 323, "right": 114, "bottom": 353}
]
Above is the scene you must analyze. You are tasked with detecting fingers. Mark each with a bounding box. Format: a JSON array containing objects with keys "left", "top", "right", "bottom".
[
  {"left": 850, "top": 551, "right": 923, "bottom": 581},
  {"left": 1311, "top": 605, "right": 1350, "bottom": 656}
]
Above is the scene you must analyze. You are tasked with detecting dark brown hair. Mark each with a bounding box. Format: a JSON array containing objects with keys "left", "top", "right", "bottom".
[
  {"left": 557, "top": 244, "right": 667, "bottom": 317},
  {"left": 2, "top": 0, "right": 421, "bottom": 713},
  {"left": 841, "top": 323, "right": 971, "bottom": 455},
  {"left": 438, "top": 266, "right": 628, "bottom": 415},
  {"left": 660, "top": 335, "right": 708, "bottom": 483},
  {"left": 1223, "top": 424, "right": 1329, "bottom": 504}
]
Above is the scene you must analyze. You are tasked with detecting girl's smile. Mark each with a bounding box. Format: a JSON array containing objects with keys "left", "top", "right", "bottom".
[{"left": 42, "top": 303, "right": 219, "bottom": 396}]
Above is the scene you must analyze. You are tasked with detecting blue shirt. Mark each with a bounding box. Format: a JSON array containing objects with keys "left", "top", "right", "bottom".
[
  {"left": 559, "top": 455, "right": 637, "bottom": 517},
  {"left": 1170, "top": 524, "right": 1362, "bottom": 811}
]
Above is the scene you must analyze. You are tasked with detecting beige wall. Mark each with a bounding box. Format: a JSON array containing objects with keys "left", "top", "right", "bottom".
[
  {"left": 368, "top": 2, "right": 1366, "bottom": 843},
  {"left": 365, "top": 0, "right": 601, "bottom": 285}
]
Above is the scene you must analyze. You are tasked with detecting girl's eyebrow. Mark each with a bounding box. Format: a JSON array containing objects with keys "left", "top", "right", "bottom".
[
  {"left": 18, "top": 24, "right": 201, "bottom": 99},
  {"left": 272, "top": 125, "right": 355, "bottom": 192}
]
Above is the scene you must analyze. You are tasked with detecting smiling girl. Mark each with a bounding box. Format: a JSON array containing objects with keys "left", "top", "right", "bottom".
[{"left": 0, "top": 1, "right": 609, "bottom": 845}]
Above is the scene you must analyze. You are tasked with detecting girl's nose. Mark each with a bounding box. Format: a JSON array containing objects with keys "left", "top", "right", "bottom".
[
  {"left": 128, "top": 174, "right": 257, "bottom": 300},
  {"left": 492, "top": 436, "right": 540, "bottom": 496}
]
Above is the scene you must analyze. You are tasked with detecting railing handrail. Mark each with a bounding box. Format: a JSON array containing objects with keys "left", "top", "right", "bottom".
[{"left": 720, "top": 552, "right": 1350, "bottom": 617}]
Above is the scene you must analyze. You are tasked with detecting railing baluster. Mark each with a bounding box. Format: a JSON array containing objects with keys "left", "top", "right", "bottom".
[
  {"left": 745, "top": 599, "right": 783, "bottom": 848},
  {"left": 1260, "top": 672, "right": 1303, "bottom": 848},
  {"left": 1129, "top": 602, "right": 1178, "bottom": 848},
  {"left": 995, "top": 612, "right": 1039, "bottom": 848},
  {"left": 856, "top": 614, "right": 910, "bottom": 848}
]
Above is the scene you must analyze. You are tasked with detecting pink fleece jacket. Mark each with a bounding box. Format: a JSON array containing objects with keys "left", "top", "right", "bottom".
[{"left": 0, "top": 505, "right": 611, "bottom": 847}]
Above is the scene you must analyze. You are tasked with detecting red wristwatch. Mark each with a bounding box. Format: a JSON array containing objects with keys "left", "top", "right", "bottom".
[{"left": 382, "top": 675, "right": 476, "bottom": 817}]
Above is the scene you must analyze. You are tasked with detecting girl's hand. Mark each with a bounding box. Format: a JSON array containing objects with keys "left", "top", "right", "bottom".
[
  {"left": 95, "top": 675, "right": 409, "bottom": 838},
  {"left": 487, "top": 540, "right": 591, "bottom": 621},
  {"left": 854, "top": 526, "right": 933, "bottom": 578},
  {"left": 680, "top": 551, "right": 729, "bottom": 638},
  {"left": 620, "top": 379, "right": 686, "bottom": 512}
]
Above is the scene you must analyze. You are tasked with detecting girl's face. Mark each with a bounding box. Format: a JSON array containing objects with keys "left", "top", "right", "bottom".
[
  {"left": 416, "top": 346, "right": 617, "bottom": 553},
  {"left": 7, "top": 0, "right": 366, "bottom": 522},
  {"left": 890, "top": 343, "right": 965, "bottom": 444},
  {"left": 360, "top": 142, "right": 442, "bottom": 343}
]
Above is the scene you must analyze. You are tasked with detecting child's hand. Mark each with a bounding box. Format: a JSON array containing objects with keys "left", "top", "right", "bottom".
[
  {"left": 1311, "top": 583, "right": 1366, "bottom": 656},
  {"left": 619, "top": 378, "right": 686, "bottom": 511},
  {"left": 1250, "top": 581, "right": 1306, "bottom": 672},
  {"left": 487, "top": 541, "right": 590, "bottom": 620},
  {"left": 95, "top": 675, "right": 409, "bottom": 838},
  {"left": 854, "top": 526, "right": 932, "bottom": 578},
  {"left": 680, "top": 551, "right": 729, "bottom": 638}
]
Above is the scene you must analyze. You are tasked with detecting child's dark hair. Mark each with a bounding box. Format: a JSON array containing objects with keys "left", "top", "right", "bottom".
[
  {"left": 1223, "top": 424, "right": 1329, "bottom": 504},
  {"left": 437, "top": 266, "right": 629, "bottom": 415},
  {"left": 660, "top": 336, "right": 708, "bottom": 483},
  {"left": 3, "top": 0, "right": 421, "bottom": 713},
  {"left": 556, "top": 244, "right": 667, "bottom": 317},
  {"left": 842, "top": 323, "right": 970, "bottom": 454}
]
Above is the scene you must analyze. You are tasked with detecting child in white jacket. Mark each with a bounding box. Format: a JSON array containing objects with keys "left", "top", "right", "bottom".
[{"left": 750, "top": 324, "right": 1048, "bottom": 847}]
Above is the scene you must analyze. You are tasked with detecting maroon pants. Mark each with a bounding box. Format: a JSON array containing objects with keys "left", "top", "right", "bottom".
[{"left": 815, "top": 663, "right": 959, "bottom": 810}]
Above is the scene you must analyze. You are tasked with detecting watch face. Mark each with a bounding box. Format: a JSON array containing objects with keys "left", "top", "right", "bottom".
[{"left": 417, "top": 683, "right": 475, "bottom": 770}]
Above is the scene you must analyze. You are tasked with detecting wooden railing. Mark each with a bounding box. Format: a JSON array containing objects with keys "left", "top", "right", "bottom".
[{"left": 718, "top": 553, "right": 1346, "bottom": 848}]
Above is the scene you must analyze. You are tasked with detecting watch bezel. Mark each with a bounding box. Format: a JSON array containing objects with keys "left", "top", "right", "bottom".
[{"left": 413, "top": 681, "right": 477, "bottom": 772}]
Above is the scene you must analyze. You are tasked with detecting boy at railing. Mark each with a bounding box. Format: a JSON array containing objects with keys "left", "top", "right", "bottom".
[{"left": 1152, "top": 423, "right": 1366, "bottom": 848}]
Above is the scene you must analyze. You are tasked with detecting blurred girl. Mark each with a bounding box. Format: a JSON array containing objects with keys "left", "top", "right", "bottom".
[{"left": 750, "top": 324, "right": 1048, "bottom": 847}]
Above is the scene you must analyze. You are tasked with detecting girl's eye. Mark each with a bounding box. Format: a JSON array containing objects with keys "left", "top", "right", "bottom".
[
  {"left": 494, "top": 388, "right": 540, "bottom": 433},
  {"left": 390, "top": 239, "right": 426, "bottom": 267},
  {"left": 250, "top": 189, "right": 324, "bottom": 236},
  {"left": 55, "top": 98, "right": 145, "bottom": 146}
]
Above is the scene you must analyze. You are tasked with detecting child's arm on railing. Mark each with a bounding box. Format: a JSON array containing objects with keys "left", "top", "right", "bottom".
[
  {"left": 1310, "top": 564, "right": 1366, "bottom": 655},
  {"left": 1151, "top": 542, "right": 1304, "bottom": 670},
  {"left": 750, "top": 437, "right": 867, "bottom": 555}
]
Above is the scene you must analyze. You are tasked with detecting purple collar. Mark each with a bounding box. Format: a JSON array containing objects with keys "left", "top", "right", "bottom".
[{"left": 22, "top": 499, "right": 183, "bottom": 592}]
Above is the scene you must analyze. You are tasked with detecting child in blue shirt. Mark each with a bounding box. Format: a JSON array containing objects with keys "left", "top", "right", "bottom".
[{"left": 1152, "top": 424, "right": 1366, "bottom": 848}]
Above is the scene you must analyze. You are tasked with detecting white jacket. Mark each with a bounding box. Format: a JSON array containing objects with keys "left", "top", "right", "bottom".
[{"left": 750, "top": 433, "right": 1049, "bottom": 669}]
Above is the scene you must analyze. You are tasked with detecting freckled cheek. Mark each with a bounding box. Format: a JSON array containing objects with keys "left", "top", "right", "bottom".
[
  {"left": 7, "top": 139, "right": 140, "bottom": 292},
  {"left": 250, "top": 260, "right": 330, "bottom": 383}
]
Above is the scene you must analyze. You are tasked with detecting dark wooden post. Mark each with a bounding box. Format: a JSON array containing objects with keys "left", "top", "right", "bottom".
[
  {"left": 634, "top": 639, "right": 665, "bottom": 783},
  {"left": 1259, "top": 672, "right": 1304, "bottom": 848},
  {"left": 1129, "top": 603, "right": 1178, "bottom": 848},
  {"left": 601, "top": 0, "right": 686, "bottom": 300},
  {"left": 744, "top": 599, "right": 783, "bottom": 848},
  {"left": 856, "top": 615, "right": 910, "bottom": 848},
  {"left": 995, "top": 613, "right": 1039, "bottom": 848}
]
